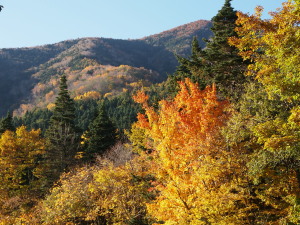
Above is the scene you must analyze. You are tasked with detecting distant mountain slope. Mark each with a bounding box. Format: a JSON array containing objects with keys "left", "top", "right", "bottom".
[
  {"left": 0, "top": 19, "right": 213, "bottom": 116},
  {"left": 142, "top": 20, "right": 212, "bottom": 56},
  {"left": 0, "top": 40, "right": 80, "bottom": 115},
  {"left": 34, "top": 38, "right": 177, "bottom": 83}
]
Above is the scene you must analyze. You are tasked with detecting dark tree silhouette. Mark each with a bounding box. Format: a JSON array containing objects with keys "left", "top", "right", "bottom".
[{"left": 0, "top": 5, "right": 3, "bottom": 12}]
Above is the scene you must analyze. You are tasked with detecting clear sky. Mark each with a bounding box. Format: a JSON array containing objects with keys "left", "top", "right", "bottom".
[{"left": 0, "top": 0, "right": 284, "bottom": 49}]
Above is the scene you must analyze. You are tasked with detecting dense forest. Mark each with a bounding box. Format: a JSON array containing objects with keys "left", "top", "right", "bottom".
[{"left": 1, "top": 0, "right": 300, "bottom": 224}]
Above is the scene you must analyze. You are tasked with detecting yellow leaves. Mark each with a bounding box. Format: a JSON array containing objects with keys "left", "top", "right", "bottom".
[
  {"left": 41, "top": 167, "right": 94, "bottom": 224},
  {"left": 41, "top": 156, "right": 153, "bottom": 224},
  {"left": 230, "top": 1, "right": 300, "bottom": 101},
  {"left": 0, "top": 126, "right": 45, "bottom": 157},
  {"left": 47, "top": 103, "right": 55, "bottom": 110},
  {"left": 103, "top": 92, "right": 112, "bottom": 98},
  {"left": 289, "top": 106, "right": 300, "bottom": 127},
  {"left": 253, "top": 106, "right": 300, "bottom": 153},
  {"left": 126, "top": 123, "right": 148, "bottom": 153},
  {"left": 74, "top": 91, "right": 101, "bottom": 101},
  {"left": 0, "top": 126, "right": 46, "bottom": 222}
]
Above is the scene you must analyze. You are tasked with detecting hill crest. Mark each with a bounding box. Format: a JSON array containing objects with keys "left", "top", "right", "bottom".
[{"left": 0, "top": 19, "right": 213, "bottom": 116}]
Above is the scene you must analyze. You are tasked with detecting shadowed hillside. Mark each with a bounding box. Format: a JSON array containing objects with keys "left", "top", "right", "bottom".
[
  {"left": 0, "top": 20, "right": 213, "bottom": 116},
  {"left": 0, "top": 40, "right": 80, "bottom": 115}
]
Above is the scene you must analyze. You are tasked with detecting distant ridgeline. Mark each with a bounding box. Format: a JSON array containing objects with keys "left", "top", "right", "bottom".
[{"left": 0, "top": 20, "right": 212, "bottom": 118}]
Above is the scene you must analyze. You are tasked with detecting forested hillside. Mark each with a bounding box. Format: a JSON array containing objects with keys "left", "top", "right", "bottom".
[
  {"left": 1, "top": 0, "right": 300, "bottom": 224},
  {"left": 0, "top": 20, "right": 212, "bottom": 117},
  {"left": 0, "top": 40, "right": 80, "bottom": 116}
]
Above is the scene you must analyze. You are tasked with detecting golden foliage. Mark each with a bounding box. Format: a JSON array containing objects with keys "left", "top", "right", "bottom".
[
  {"left": 0, "top": 126, "right": 45, "bottom": 223},
  {"left": 74, "top": 91, "right": 101, "bottom": 101},
  {"left": 229, "top": 1, "right": 300, "bottom": 101},
  {"left": 41, "top": 157, "right": 153, "bottom": 224}
]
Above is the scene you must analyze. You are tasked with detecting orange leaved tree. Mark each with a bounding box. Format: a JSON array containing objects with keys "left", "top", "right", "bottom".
[{"left": 133, "top": 78, "right": 245, "bottom": 224}]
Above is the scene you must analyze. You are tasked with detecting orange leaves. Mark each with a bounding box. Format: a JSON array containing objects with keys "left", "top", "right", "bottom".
[
  {"left": 134, "top": 78, "right": 229, "bottom": 156},
  {"left": 132, "top": 89, "right": 149, "bottom": 107},
  {"left": 175, "top": 80, "right": 227, "bottom": 136},
  {"left": 133, "top": 78, "right": 233, "bottom": 223},
  {"left": 133, "top": 89, "right": 158, "bottom": 130}
]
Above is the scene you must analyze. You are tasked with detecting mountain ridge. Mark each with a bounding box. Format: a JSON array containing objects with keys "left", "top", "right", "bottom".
[
  {"left": 0, "top": 19, "right": 213, "bottom": 116},
  {"left": 142, "top": 20, "right": 212, "bottom": 55}
]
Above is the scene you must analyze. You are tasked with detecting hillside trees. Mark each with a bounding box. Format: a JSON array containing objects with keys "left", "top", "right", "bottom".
[
  {"left": 13, "top": 92, "right": 140, "bottom": 135},
  {"left": 0, "top": 111, "right": 14, "bottom": 134}
]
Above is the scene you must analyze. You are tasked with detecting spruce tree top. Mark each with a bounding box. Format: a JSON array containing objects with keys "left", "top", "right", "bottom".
[
  {"left": 0, "top": 112, "right": 15, "bottom": 134},
  {"left": 210, "top": 0, "right": 237, "bottom": 44},
  {"left": 51, "top": 75, "right": 75, "bottom": 127}
]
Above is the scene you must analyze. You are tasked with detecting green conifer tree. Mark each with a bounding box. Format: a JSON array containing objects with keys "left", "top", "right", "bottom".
[
  {"left": 51, "top": 75, "right": 76, "bottom": 127},
  {"left": 165, "top": 37, "right": 206, "bottom": 97},
  {"left": 202, "top": 0, "right": 248, "bottom": 99},
  {"left": 83, "top": 102, "right": 117, "bottom": 160},
  {"left": 166, "top": 0, "right": 248, "bottom": 101},
  {"left": 44, "top": 75, "right": 78, "bottom": 179},
  {"left": 0, "top": 111, "right": 15, "bottom": 134}
]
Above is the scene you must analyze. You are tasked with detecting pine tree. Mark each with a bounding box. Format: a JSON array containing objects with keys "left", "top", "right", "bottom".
[
  {"left": 83, "top": 102, "right": 117, "bottom": 160},
  {"left": 202, "top": 0, "right": 248, "bottom": 99},
  {"left": 165, "top": 37, "right": 206, "bottom": 97},
  {"left": 44, "top": 75, "right": 78, "bottom": 179},
  {"left": 0, "top": 111, "right": 15, "bottom": 134},
  {"left": 166, "top": 0, "right": 248, "bottom": 101},
  {"left": 51, "top": 74, "right": 76, "bottom": 127}
]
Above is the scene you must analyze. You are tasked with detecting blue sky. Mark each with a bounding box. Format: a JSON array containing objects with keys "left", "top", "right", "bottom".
[{"left": 0, "top": 0, "right": 284, "bottom": 48}]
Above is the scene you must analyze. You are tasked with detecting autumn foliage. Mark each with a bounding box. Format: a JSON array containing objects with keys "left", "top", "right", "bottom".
[
  {"left": 229, "top": 1, "right": 300, "bottom": 101},
  {"left": 1, "top": 1, "right": 300, "bottom": 224},
  {"left": 132, "top": 78, "right": 243, "bottom": 224}
]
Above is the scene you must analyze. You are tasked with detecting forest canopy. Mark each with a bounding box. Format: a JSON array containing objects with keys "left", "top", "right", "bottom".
[{"left": 0, "top": 0, "right": 300, "bottom": 224}]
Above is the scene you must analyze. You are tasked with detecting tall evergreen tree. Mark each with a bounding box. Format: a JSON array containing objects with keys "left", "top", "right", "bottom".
[
  {"left": 83, "top": 102, "right": 117, "bottom": 160},
  {"left": 166, "top": 0, "right": 248, "bottom": 101},
  {"left": 51, "top": 74, "right": 76, "bottom": 127},
  {"left": 0, "top": 111, "right": 15, "bottom": 134},
  {"left": 202, "top": 0, "right": 248, "bottom": 99},
  {"left": 44, "top": 75, "right": 79, "bottom": 180}
]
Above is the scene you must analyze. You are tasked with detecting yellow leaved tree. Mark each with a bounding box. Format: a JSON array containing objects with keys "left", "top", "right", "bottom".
[
  {"left": 0, "top": 126, "right": 45, "bottom": 223},
  {"left": 229, "top": 1, "right": 300, "bottom": 223},
  {"left": 229, "top": 1, "right": 300, "bottom": 101}
]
